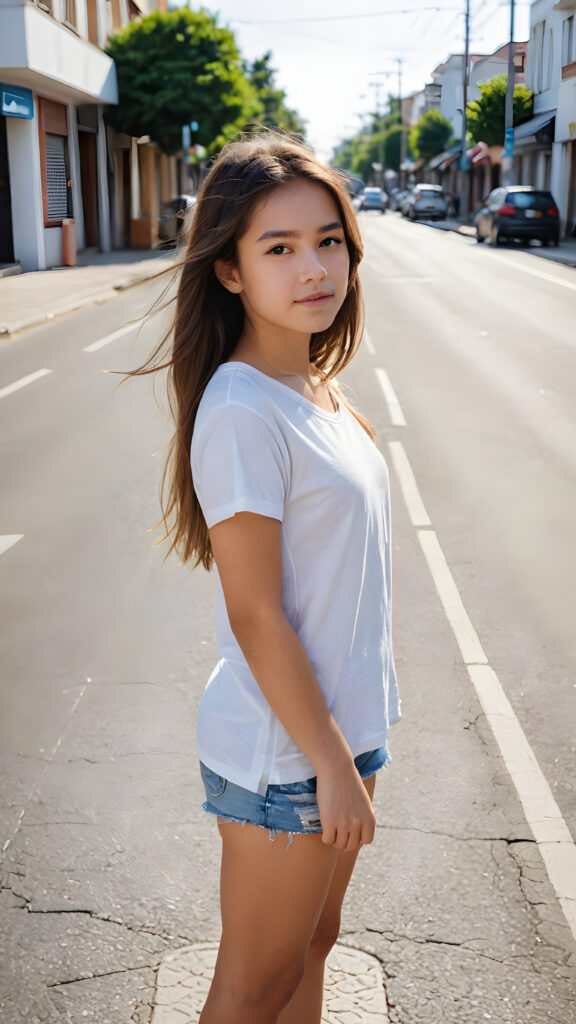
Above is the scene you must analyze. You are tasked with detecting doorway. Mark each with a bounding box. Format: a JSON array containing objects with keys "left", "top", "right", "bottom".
[
  {"left": 0, "top": 115, "right": 14, "bottom": 263},
  {"left": 78, "top": 130, "right": 98, "bottom": 247}
]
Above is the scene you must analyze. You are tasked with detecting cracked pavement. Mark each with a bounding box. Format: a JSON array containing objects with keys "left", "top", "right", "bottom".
[{"left": 2, "top": 263, "right": 576, "bottom": 1022}]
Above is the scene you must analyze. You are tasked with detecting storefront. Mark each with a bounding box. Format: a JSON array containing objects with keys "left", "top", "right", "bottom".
[
  {"left": 0, "top": 84, "right": 33, "bottom": 266},
  {"left": 556, "top": 63, "right": 576, "bottom": 236}
]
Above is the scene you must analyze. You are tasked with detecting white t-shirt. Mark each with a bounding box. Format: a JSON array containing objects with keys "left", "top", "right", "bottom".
[{"left": 190, "top": 362, "right": 400, "bottom": 794}]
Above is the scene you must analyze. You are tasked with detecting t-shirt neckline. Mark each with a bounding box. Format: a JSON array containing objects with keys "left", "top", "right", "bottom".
[{"left": 220, "top": 361, "right": 344, "bottom": 422}]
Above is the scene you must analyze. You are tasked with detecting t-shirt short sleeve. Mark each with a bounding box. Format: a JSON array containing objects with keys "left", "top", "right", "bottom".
[{"left": 191, "top": 403, "right": 289, "bottom": 529}]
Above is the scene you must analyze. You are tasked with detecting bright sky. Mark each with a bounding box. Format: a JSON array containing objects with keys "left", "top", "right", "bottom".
[{"left": 174, "top": 1, "right": 531, "bottom": 161}]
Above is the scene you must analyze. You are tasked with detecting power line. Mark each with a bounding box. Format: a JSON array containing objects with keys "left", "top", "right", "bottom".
[{"left": 232, "top": 7, "right": 462, "bottom": 26}]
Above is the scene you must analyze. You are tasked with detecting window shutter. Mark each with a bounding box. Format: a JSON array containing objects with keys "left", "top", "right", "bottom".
[{"left": 45, "top": 134, "right": 67, "bottom": 222}]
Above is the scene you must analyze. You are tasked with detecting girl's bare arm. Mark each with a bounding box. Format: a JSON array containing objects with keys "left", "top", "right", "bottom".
[{"left": 208, "top": 511, "right": 376, "bottom": 851}]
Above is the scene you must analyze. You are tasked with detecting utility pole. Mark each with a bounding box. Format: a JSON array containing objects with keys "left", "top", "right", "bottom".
[
  {"left": 458, "top": 0, "right": 471, "bottom": 217},
  {"left": 460, "top": 0, "right": 470, "bottom": 173},
  {"left": 397, "top": 58, "right": 407, "bottom": 173},
  {"left": 502, "top": 0, "right": 516, "bottom": 186},
  {"left": 368, "top": 79, "right": 383, "bottom": 121}
]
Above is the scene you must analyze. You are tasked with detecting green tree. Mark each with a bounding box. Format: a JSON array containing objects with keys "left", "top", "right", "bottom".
[
  {"left": 382, "top": 124, "right": 410, "bottom": 172},
  {"left": 246, "top": 52, "right": 306, "bottom": 136},
  {"left": 466, "top": 74, "right": 533, "bottom": 146},
  {"left": 409, "top": 110, "right": 454, "bottom": 163},
  {"left": 105, "top": 9, "right": 261, "bottom": 155}
]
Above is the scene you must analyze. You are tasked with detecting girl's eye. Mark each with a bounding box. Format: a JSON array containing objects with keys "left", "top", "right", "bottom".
[
  {"left": 320, "top": 236, "right": 343, "bottom": 248},
  {"left": 268, "top": 244, "right": 290, "bottom": 255}
]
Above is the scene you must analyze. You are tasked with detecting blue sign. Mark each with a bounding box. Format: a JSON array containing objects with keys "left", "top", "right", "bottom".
[
  {"left": 1, "top": 83, "right": 34, "bottom": 119},
  {"left": 505, "top": 126, "right": 514, "bottom": 158}
]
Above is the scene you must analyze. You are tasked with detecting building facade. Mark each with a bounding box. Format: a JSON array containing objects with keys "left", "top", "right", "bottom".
[
  {"left": 523, "top": 0, "right": 576, "bottom": 235},
  {"left": 0, "top": 0, "right": 176, "bottom": 271}
]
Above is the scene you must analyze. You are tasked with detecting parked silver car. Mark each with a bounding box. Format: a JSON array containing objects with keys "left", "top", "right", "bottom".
[
  {"left": 404, "top": 184, "right": 448, "bottom": 221},
  {"left": 357, "top": 187, "right": 388, "bottom": 213}
]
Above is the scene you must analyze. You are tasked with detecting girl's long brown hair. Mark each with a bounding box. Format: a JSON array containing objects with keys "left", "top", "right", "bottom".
[{"left": 122, "top": 130, "right": 372, "bottom": 570}]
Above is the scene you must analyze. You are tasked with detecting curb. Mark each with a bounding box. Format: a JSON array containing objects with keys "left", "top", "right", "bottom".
[
  {"left": 0, "top": 260, "right": 177, "bottom": 340},
  {"left": 150, "top": 941, "right": 389, "bottom": 1023},
  {"left": 428, "top": 220, "right": 576, "bottom": 268}
]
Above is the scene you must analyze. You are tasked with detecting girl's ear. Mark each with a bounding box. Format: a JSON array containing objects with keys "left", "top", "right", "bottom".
[{"left": 214, "top": 259, "right": 243, "bottom": 294}]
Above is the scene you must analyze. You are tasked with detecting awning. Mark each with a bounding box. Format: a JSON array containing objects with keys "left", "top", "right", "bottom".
[
  {"left": 427, "top": 144, "right": 461, "bottom": 172},
  {"left": 514, "top": 112, "right": 555, "bottom": 142},
  {"left": 466, "top": 141, "right": 492, "bottom": 166}
]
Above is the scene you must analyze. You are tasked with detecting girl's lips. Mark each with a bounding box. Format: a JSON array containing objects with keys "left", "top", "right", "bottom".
[{"left": 296, "top": 292, "right": 333, "bottom": 305}]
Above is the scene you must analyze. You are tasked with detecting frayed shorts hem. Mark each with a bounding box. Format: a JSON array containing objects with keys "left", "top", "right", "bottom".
[{"left": 199, "top": 745, "right": 391, "bottom": 848}]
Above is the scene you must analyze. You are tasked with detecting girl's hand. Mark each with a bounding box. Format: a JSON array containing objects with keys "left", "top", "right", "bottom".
[{"left": 316, "top": 763, "right": 376, "bottom": 852}]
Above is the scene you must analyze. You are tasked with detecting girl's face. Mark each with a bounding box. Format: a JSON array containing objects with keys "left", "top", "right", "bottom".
[{"left": 218, "top": 178, "right": 350, "bottom": 342}]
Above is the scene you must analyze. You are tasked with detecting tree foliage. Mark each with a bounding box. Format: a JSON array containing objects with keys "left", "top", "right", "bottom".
[
  {"left": 409, "top": 110, "right": 454, "bottom": 163},
  {"left": 246, "top": 52, "right": 306, "bottom": 137},
  {"left": 105, "top": 9, "right": 261, "bottom": 155},
  {"left": 333, "top": 92, "right": 413, "bottom": 181},
  {"left": 466, "top": 75, "right": 533, "bottom": 146}
]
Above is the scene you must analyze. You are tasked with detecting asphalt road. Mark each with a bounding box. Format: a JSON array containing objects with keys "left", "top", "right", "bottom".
[{"left": 1, "top": 216, "right": 575, "bottom": 1023}]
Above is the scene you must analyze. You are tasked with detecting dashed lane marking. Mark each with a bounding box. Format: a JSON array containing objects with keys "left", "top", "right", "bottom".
[
  {"left": 0, "top": 535, "right": 23, "bottom": 557},
  {"left": 83, "top": 323, "right": 138, "bottom": 352},
  {"left": 387, "top": 440, "right": 430, "bottom": 527},
  {"left": 375, "top": 367, "right": 406, "bottom": 426},
  {"left": 0, "top": 368, "right": 51, "bottom": 400}
]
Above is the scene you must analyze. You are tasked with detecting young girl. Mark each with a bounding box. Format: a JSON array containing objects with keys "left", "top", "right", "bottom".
[{"left": 132, "top": 131, "right": 400, "bottom": 1024}]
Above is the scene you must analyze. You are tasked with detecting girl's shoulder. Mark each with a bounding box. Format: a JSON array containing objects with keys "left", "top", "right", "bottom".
[{"left": 194, "top": 363, "right": 282, "bottom": 438}]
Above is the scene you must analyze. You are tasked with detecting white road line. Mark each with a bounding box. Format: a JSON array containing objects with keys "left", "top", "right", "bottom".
[
  {"left": 483, "top": 251, "right": 576, "bottom": 292},
  {"left": 387, "top": 434, "right": 576, "bottom": 945},
  {"left": 0, "top": 535, "right": 23, "bottom": 556},
  {"left": 83, "top": 323, "right": 138, "bottom": 352},
  {"left": 0, "top": 368, "right": 51, "bottom": 400},
  {"left": 418, "top": 529, "right": 487, "bottom": 666},
  {"left": 387, "top": 440, "right": 431, "bottom": 527},
  {"left": 375, "top": 368, "right": 406, "bottom": 426},
  {"left": 363, "top": 329, "right": 376, "bottom": 356}
]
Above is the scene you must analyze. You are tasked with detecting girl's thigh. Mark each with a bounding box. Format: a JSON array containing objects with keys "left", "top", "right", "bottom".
[{"left": 217, "top": 820, "right": 340, "bottom": 982}]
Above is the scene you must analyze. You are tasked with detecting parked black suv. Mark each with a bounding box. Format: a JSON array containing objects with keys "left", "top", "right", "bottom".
[{"left": 475, "top": 186, "right": 560, "bottom": 247}]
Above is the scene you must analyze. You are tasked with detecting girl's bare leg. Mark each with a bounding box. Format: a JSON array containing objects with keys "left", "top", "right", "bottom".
[
  {"left": 198, "top": 819, "right": 340, "bottom": 1024},
  {"left": 277, "top": 773, "right": 377, "bottom": 1024}
]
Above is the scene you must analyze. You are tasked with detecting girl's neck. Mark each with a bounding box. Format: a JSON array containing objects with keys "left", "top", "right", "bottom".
[{"left": 230, "top": 330, "right": 314, "bottom": 383}]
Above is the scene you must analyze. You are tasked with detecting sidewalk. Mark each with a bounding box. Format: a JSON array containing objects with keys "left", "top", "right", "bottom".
[
  {"left": 430, "top": 217, "right": 576, "bottom": 267},
  {"left": 0, "top": 248, "right": 179, "bottom": 339}
]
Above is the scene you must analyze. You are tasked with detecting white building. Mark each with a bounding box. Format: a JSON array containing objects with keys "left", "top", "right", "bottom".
[
  {"left": 432, "top": 43, "right": 529, "bottom": 141},
  {"left": 0, "top": 0, "right": 172, "bottom": 271},
  {"left": 521, "top": 0, "right": 576, "bottom": 235}
]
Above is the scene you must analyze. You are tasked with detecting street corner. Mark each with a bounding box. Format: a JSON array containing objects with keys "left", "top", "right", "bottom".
[{"left": 150, "top": 941, "right": 389, "bottom": 1023}]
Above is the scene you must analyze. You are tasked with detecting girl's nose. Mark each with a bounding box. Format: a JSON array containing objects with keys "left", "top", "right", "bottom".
[{"left": 300, "top": 251, "right": 327, "bottom": 283}]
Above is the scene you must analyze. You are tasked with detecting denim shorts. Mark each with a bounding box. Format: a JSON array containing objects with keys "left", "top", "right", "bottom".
[{"left": 199, "top": 745, "right": 391, "bottom": 848}]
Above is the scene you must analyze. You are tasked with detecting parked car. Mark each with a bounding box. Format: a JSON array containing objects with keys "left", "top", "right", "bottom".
[
  {"left": 389, "top": 188, "right": 412, "bottom": 212},
  {"left": 158, "top": 194, "right": 197, "bottom": 244},
  {"left": 357, "top": 187, "right": 387, "bottom": 213},
  {"left": 475, "top": 186, "right": 560, "bottom": 247},
  {"left": 404, "top": 183, "right": 448, "bottom": 221}
]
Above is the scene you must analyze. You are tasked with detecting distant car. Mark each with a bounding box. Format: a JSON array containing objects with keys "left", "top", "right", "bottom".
[
  {"left": 475, "top": 186, "right": 560, "bottom": 247},
  {"left": 404, "top": 183, "right": 448, "bottom": 221},
  {"left": 158, "top": 194, "right": 197, "bottom": 244},
  {"left": 357, "top": 187, "right": 387, "bottom": 213},
  {"left": 389, "top": 188, "right": 412, "bottom": 212}
]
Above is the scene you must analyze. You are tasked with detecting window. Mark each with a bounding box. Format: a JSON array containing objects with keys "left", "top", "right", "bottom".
[
  {"left": 86, "top": 0, "right": 99, "bottom": 45},
  {"left": 547, "top": 29, "right": 554, "bottom": 90},
  {"left": 64, "top": 0, "right": 77, "bottom": 29},
  {"left": 562, "top": 16, "right": 574, "bottom": 67}
]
